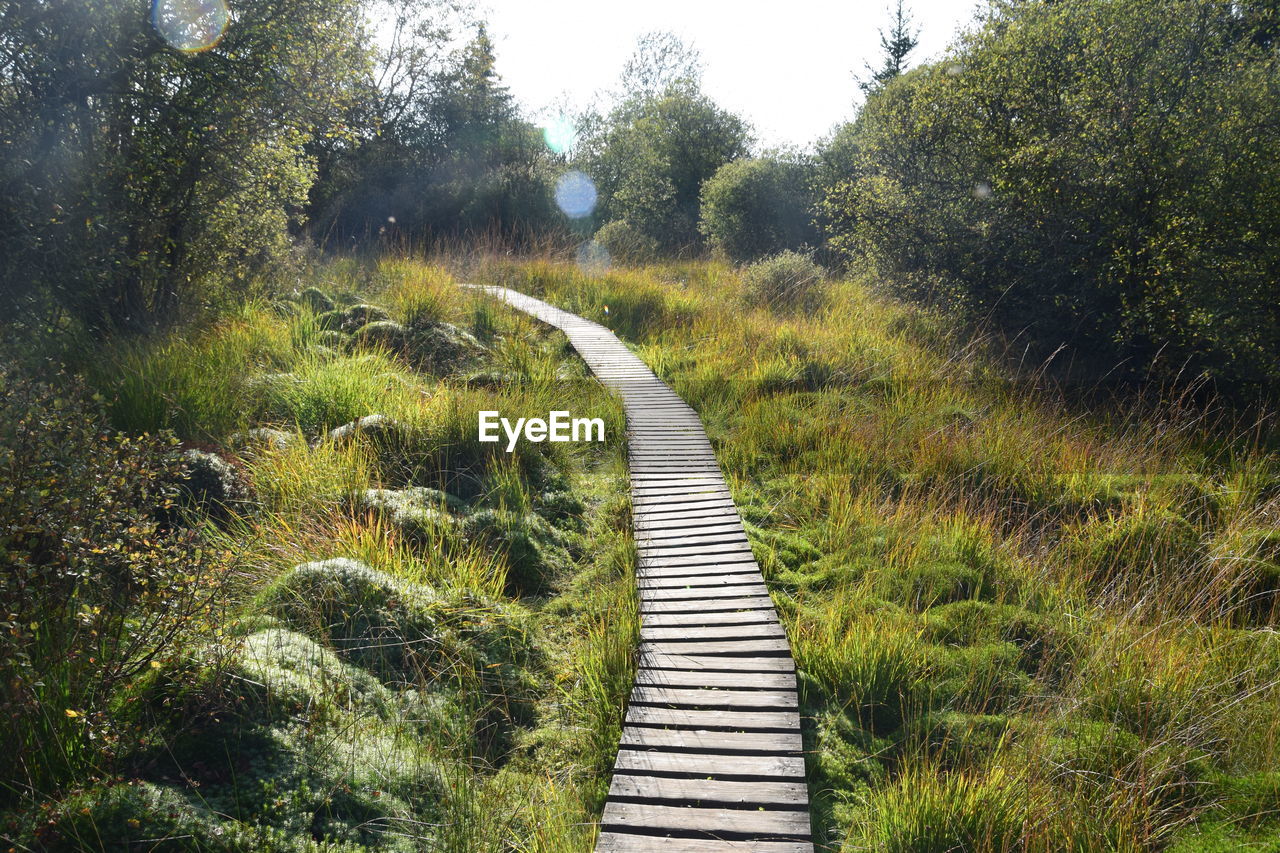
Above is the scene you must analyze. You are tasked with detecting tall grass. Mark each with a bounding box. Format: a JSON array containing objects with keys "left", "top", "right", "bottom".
[{"left": 465, "top": 255, "right": 1280, "bottom": 850}]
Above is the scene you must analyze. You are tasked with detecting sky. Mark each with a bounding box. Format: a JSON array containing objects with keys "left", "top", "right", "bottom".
[{"left": 477, "top": 0, "right": 987, "bottom": 150}]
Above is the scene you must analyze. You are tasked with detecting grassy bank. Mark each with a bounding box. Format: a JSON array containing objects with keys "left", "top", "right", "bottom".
[
  {"left": 460, "top": 255, "right": 1280, "bottom": 852},
  {"left": 3, "top": 259, "right": 635, "bottom": 851}
]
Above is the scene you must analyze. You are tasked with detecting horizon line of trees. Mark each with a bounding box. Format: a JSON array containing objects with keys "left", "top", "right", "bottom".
[{"left": 3, "top": 0, "right": 1279, "bottom": 396}]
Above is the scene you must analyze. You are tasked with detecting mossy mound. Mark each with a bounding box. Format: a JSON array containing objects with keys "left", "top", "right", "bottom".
[
  {"left": 265, "top": 558, "right": 447, "bottom": 682},
  {"left": 1067, "top": 509, "right": 1203, "bottom": 582},
  {"left": 299, "top": 286, "right": 336, "bottom": 314},
  {"left": 230, "top": 628, "right": 396, "bottom": 723},
  {"left": 263, "top": 559, "right": 544, "bottom": 708},
  {"left": 462, "top": 509, "right": 573, "bottom": 596},
  {"left": 318, "top": 304, "right": 390, "bottom": 334},
  {"left": 352, "top": 487, "right": 466, "bottom": 544},
  {"left": 351, "top": 320, "right": 410, "bottom": 353},
  {"left": 405, "top": 321, "right": 487, "bottom": 374},
  {"left": 179, "top": 449, "right": 253, "bottom": 517},
  {"left": 327, "top": 414, "right": 408, "bottom": 447}
]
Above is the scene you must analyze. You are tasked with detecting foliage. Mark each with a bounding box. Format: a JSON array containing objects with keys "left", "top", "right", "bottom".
[
  {"left": 699, "top": 154, "right": 819, "bottom": 262},
  {"left": 740, "top": 250, "right": 827, "bottom": 312},
  {"left": 821, "top": 0, "right": 1280, "bottom": 396},
  {"left": 0, "top": 369, "right": 228, "bottom": 804},
  {"left": 861, "top": 0, "right": 920, "bottom": 95},
  {"left": 0, "top": 0, "right": 367, "bottom": 331},
  {"left": 310, "top": 22, "right": 563, "bottom": 249},
  {"left": 510, "top": 257, "right": 1280, "bottom": 849},
  {"left": 593, "top": 220, "right": 659, "bottom": 265},
  {"left": 575, "top": 36, "right": 750, "bottom": 253}
]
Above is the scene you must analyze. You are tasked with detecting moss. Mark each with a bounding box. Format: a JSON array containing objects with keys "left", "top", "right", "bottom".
[
  {"left": 744, "top": 520, "right": 822, "bottom": 572},
  {"left": 299, "top": 286, "right": 336, "bottom": 314},
  {"left": 38, "top": 782, "right": 245, "bottom": 852},
  {"left": 352, "top": 487, "right": 465, "bottom": 545},
  {"left": 904, "top": 711, "right": 1014, "bottom": 770},
  {"left": 932, "top": 641, "right": 1032, "bottom": 712},
  {"left": 1067, "top": 508, "right": 1203, "bottom": 583},
  {"left": 462, "top": 509, "right": 573, "bottom": 597},
  {"left": 230, "top": 628, "right": 395, "bottom": 723},
  {"left": 922, "top": 600, "right": 1073, "bottom": 676},
  {"left": 810, "top": 707, "right": 888, "bottom": 798},
  {"left": 264, "top": 558, "right": 448, "bottom": 682}
]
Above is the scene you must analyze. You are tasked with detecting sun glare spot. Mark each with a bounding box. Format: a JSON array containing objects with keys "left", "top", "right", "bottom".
[
  {"left": 542, "top": 116, "right": 577, "bottom": 155},
  {"left": 555, "top": 171, "right": 597, "bottom": 219},
  {"left": 152, "top": 0, "right": 229, "bottom": 52}
]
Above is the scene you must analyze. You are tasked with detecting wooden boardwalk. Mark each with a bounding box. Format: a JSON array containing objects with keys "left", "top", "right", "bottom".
[{"left": 469, "top": 286, "right": 813, "bottom": 852}]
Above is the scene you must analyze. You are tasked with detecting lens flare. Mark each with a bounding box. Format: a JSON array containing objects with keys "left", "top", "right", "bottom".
[
  {"left": 555, "top": 171, "right": 597, "bottom": 219},
  {"left": 576, "top": 240, "right": 610, "bottom": 274},
  {"left": 152, "top": 0, "right": 229, "bottom": 52},
  {"left": 542, "top": 116, "right": 577, "bottom": 155}
]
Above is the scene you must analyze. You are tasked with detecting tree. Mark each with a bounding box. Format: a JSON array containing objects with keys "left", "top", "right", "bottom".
[
  {"left": 860, "top": 0, "right": 919, "bottom": 94},
  {"left": 576, "top": 35, "right": 750, "bottom": 253},
  {"left": 618, "top": 30, "right": 704, "bottom": 98},
  {"left": 823, "top": 0, "right": 1280, "bottom": 395},
  {"left": 0, "top": 0, "right": 368, "bottom": 331},
  {"left": 308, "top": 20, "right": 560, "bottom": 248},
  {"left": 699, "top": 154, "right": 818, "bottom": 263}
]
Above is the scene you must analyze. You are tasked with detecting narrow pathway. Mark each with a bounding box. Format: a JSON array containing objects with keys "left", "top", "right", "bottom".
[{"left": 468, "top": 286, "right": 813, "bottom": 852}]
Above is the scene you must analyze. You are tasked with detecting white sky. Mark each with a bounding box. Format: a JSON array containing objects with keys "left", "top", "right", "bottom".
[{"left": 478, "top": 0, "right": 988, "bottom": 150}]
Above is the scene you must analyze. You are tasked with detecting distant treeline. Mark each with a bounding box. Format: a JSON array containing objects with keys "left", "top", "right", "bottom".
[{"left": 2, "top": 0, "right": 1278, "bottom": 395}]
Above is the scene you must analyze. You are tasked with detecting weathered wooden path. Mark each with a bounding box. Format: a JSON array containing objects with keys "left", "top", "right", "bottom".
[{"left": 469, "top": 285, "right": 813, "bottom": 852}]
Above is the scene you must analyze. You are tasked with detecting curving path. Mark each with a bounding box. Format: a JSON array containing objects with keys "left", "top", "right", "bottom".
[{"left": 468, "top": 285, "right": 813, "bottom": 852}]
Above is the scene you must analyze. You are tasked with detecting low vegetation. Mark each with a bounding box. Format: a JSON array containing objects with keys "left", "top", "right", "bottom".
[
  {"left": 1, "top": 260, "right": 635, "bottom": 851},
  {"left": 469, "top": 254, "right": 1280, "bottom": 851}
]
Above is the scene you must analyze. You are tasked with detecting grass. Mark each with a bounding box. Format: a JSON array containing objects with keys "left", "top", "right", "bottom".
[
  {"left": 457, "top": 253, "right": 1280, "bottom": 850},
  {"left": 7, "top": 249, "right": 1279, "bottom": 850},
  {"left": 2, "top": 258, "right": 634, "bottom": 851}
]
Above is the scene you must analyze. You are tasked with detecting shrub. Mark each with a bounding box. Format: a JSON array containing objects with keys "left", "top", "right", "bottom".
[
  {"left": 741, "top": 250, "right": 827, "bottom": 312},
  {"left": 0, "top": 368, "right": 229, "bottom": 802},
  {"left": 593, "top": 220, "right": 659, "bottom": 265},
  {"left": 699, "top": 155, "right": 818, "bottom": 262}
]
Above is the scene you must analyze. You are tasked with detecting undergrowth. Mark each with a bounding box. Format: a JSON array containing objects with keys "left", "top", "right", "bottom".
[
  {"left": 461, "top": 253, "right": 1280, "bottom": 851},
  {"left": 2, "top": 258, "right": 635, "bottom": 851}
]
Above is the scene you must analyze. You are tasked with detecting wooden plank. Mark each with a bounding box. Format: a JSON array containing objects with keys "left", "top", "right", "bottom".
[
  {"left": 635, "top": 669, "right": 796, "bottom": 691},
  {"left": 601, "top": 802, "right": 811, "bottom": 838},
  {"left": 637, "top": 541, "right": 754, "bottom": 558},
  {"left": 641, "top": 610, "right": 779, "bottom": 627},
  {"left": 597, "top": 832, "right": 812, "bottom": 853},
  {"left": 630, "top": 687, "right": 798, "bottom": 710},
  {"left": 638, "top": 584, "right": 771, "bottom": 601},
  {"left": 637, "top": 563, "right": 761, "bottom": 581},
  {"left": 638, "top": 573, "right": 765, "bottom": 591},
  {"left": 639, "top": 624, "right": 787, "bottom": 643},
  {"left": 639, "top": 596, "right": 775, "bottom": 614},
  {"left": 639, "top": 651, "right": 795, "bottom": 673},
  {"left": 626, "top": 706, "right": 800, "bottom": 731},
  {"left": 621, "top": 727, "right": 803, "bottom": 754},
  {"left": 608, "top": 776, "right": 809, "bottom": 807},
  {"left": 639, "top": 638, "right": 793, "bottom": 657},
  {"left": 612, "top": 749, "right": 806, "bottom": 779},
  {"left": 636, "top": 552, "right": 758, "bottom": 569}
]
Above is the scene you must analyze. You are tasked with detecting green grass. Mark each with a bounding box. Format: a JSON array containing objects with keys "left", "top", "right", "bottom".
[
  {"left": 3, "top": 259, "right": 635, "bottom": 851},
  {"left": 459, "top": 254, "right": 1280, "bottom": 850},
  {"left": 9, "top": 250, "right": 1280, "bottom": 850}
]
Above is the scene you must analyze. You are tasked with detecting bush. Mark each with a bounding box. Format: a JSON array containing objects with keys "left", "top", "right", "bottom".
[
  {"left": 699, "top": 155, "right": 818, "bottom": 262},
  {"left": 820, "top": 0, "right": 1280, "bottom": 395},
  {"left": 0, "top": 368, "right": 229, "bottom": 802},
  {"left": 593, "top": 220, "right": 659, "bottom": 265},
  {"left": 740, "top": 250, "right": 827, "bottom": 312}
]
